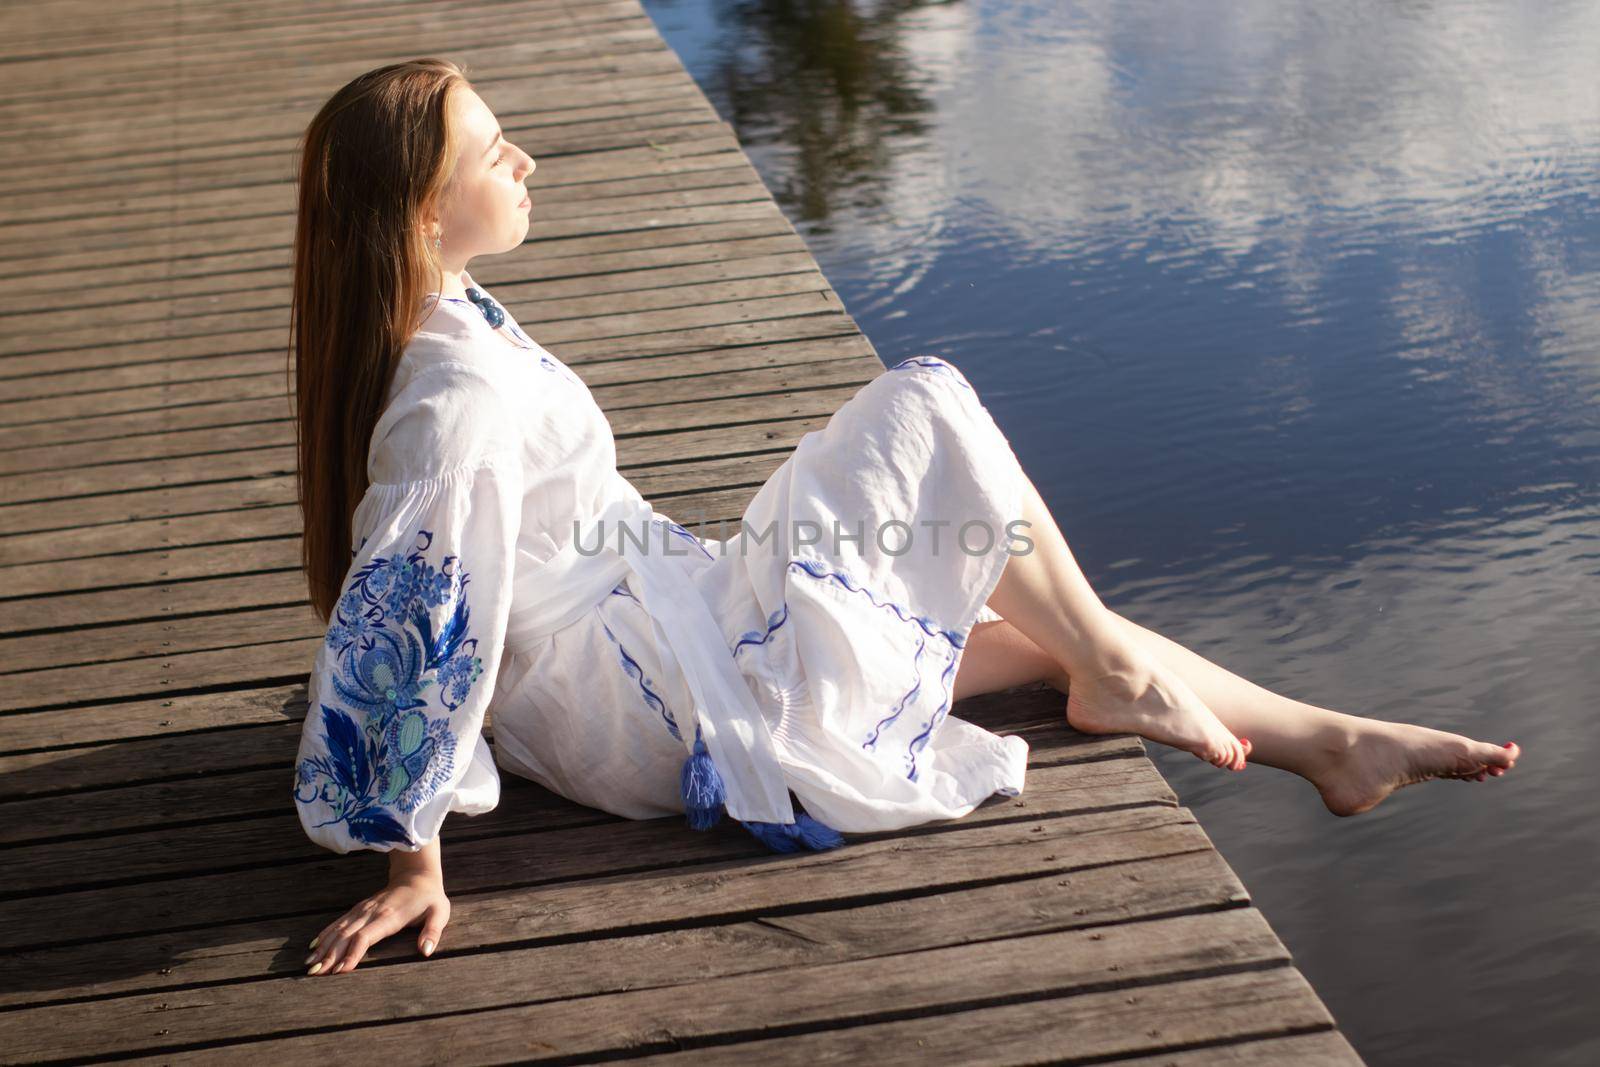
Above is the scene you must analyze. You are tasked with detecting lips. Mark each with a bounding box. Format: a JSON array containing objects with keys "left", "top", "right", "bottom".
[{"left": 517, "top": 193, "right": 531, "bottom": 209}]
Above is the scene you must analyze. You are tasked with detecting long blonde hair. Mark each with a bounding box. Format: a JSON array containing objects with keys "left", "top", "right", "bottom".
[{"left": 290, "top": 58, "right": 468, "bottom": 622}]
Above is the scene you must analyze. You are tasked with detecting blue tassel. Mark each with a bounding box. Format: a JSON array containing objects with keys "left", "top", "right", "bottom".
[
  {"left": 679, "top": 734, "right": 725, "bottom": 830},
  {"left": 679, "top": 730, "right": 846, "bottom": 852},
  {"left": 738, "top": 812, "right": 847, "bottom": 853}
]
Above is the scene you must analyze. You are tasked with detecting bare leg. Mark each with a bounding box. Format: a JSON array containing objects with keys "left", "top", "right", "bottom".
[
  {"left": 951, "top": 619, "right": 1065, "bottom": 701},
  {"left": 1106, "top": 611, "right": 1522, "bottom": 814},
  {"left": 953, "top": 612, "right": 1523, "bottom": 815},
  {"left": 985, "top": 472, "right": 1251, "bottom": 770}
]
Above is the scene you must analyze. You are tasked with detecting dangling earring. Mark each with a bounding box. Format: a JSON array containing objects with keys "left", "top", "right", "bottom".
[{"left": 433, "top": 229, "right": 442, "bottom": 251}]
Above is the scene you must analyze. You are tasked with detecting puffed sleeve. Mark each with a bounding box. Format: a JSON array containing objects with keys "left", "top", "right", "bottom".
[{"left": 291, "top": 366, "right": 524, "bottom": 853}]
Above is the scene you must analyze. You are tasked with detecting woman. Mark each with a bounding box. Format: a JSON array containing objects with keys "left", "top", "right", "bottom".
[{"left": 293, "top": 59, "right": 1519, "bottom": 977}]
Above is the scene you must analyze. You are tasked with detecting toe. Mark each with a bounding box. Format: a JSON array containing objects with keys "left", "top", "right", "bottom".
[{"left": 1481, "top": 741, "right": 1517, "bottom": 768}]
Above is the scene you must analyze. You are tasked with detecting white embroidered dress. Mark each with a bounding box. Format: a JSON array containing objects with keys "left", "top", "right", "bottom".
[{"left": 292, "top": 276, "right": 1030, "bottom": 854}]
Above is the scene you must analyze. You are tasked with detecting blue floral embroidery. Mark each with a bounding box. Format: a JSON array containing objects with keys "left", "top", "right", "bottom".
[
  {"left": 890, "top": 355, "right": 973, "bottom": 391},
  {"left": 294, "top": 530, "right": 486, "bottom": 848}
]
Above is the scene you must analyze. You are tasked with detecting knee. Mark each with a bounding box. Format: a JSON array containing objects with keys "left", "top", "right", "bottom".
[{"left": 889, "top": 355, "right": 976, "bottom": 393}]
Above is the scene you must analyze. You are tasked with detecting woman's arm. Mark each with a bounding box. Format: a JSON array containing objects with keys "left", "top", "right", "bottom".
[
  {"left": 390, "top": 835, "right": 443, "bottom": 882},
  {"left": 304, "top": 835, "right": 451, "bottom": 976}
]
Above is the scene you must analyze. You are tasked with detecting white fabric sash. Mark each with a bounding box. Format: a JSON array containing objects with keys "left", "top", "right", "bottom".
[{"left": 502, "top": 497, "right": 796, "bottom": 826}]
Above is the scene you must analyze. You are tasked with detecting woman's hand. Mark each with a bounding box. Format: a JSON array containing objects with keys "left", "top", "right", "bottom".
[{"left": 304, "top": 839, "right": 449, "bottom": 976}]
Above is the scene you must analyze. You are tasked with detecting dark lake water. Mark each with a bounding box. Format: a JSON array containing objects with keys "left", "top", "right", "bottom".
[{"left": 639, "top": 2, "right": 1600, "bottom": 1062}]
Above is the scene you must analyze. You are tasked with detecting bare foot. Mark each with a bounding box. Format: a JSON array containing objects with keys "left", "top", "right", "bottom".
[
  {"left": 1065, "top": 657, "right": 1253, "bottom": 771},
  {"left": 1311, "top": 720, "right": 1521, "bottom": 817}
]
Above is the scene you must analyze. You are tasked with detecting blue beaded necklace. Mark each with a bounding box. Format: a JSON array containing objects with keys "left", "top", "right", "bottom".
[
  {"left": 434, "top": 285, "right": 537, "bottom": 349},
  {"left": 441, "top": 289, "right": 579, "bottom": 383},
  {"left": 464, "top": 286, "right": 505, "bottom": 329}
]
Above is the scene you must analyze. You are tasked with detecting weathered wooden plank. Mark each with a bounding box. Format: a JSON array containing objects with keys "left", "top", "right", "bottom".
[
  {"left": 0, "top": 503, "right": 303, "bottom": 568},
  {"left": 9, "top": 854, "right": 1264, "bottom": 1062},
  {"left": 0, "top": 0, "right": 568, "bottom": 61},
  {"left": 0, "top": 224, "right": 827, "bottom": 374},
  {"left": 0, "top": 362, "right": 876, "bottom": 505},
  {"left": 0, "top": 64, "right": 701, "bottom": 167},
  {"left": 1, "top": 67, "right": 727, "bottom": 178},
  {"left": 5, "top": 111, "right": 730, "bottom": 222},
  {"left": 79, "top": 910, "right": 1287, "bottom": 1065},
  {"left": 1, "top": 249, "right": 835, "bottom": 396},
  {"left": 0, "top": 264, "right": 827, "bottom": 367},
  {"left": 0, "top": 452, "right": 813, "bottom": 621},
  {"left": 0, "top": 2, "right": 642, "bottom": 96},
  {"left": 0, "top": 8, "right": 669, "bottom": 106},
  {"left": 621, "top": 970, "right": 1352, "bottom": 1067},
  {"left": 0, "top": 682, "right": 310, "bottom": 754},
  {"left": 0, "top": 380, "right": 861, "bottom": 538},
  {"left": 2, "top": 808, "right": 1222, "bottom": 1024},
  {"left": 1, "top": 233, "right": 822, "bottom": 360},
  {"left": 0, "top": 418, "right": 830, "bottom": 568},
  {"left": 0, "top": 0, "right": 592, "bottom": 51},
  {"left": 0, "top": 188, "right": 789, "bottom": 322},
  {"left": 4, "top": 112, "right": 733, "bottom": 237},
  {"left": 0, "top": 418, "right": 828, "bottom": 578},
  {"left": 0, "top": 93, "right": 719, "bottom": 216},
  {"left": 2, "top": 114, "right": 748, "bottom": 242},
  {"left": 0, "top": 15, "right": 672, "bottom": 123},
  {"left": 0, "top": 603, "right": 318, "bottom": 674},
  {"left": 0, "top": 770, "right": 1177, "bottom": 950},
  {"left": 0, "top": 333, "right": 872, "bottom": 475},
  {"left": 0, "top": 139, "right": 753, "bottom": 276}
]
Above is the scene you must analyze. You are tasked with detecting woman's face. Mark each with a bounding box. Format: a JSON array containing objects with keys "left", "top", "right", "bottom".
[{"left": 432, "top": 86, "right": 535, "bottom": 266}]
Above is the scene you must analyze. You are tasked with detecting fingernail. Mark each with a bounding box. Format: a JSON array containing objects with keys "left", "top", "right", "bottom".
[
  {"left": 422, "top": 939, "right": 435, "bottom": 956},
  {"left": 309, "top": 935, "right": 319, "bottom": 949},
  {"left": 304, "top": 953, "right": 316, "bottom": 966},
  {"left": 307, "top": 961, "right": 323, "bottom": 975}
]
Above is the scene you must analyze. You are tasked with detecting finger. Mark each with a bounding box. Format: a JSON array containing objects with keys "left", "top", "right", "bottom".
[
  {"left": 328, "top": 927, "right": 374, "bottom": 979},
  {"left": 417, "top": 902, "right": 448, "bottom": 958},
  {"left": 336, "top": 906, "right": 409, "bottom": 973},
  {"left": 308, "top": 929, "right": 351, "bottom": 975},
  {"left": 306, "top": 905, "right": 373, "bottom": 972},
  {"left": 309, "top": 901, "right": 382, "bottom": 973}
]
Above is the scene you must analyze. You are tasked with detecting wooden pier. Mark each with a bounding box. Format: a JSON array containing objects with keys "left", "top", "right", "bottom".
[{"left": 0, "top": 0, "right": 1365, "bottom": 1062}]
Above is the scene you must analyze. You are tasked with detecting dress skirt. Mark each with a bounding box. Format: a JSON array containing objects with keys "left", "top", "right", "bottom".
[{"left": 487, "top": 355, "right": 1033, "bottom": 834}]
